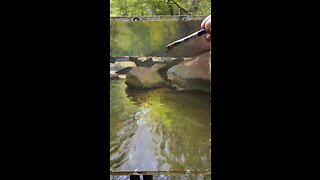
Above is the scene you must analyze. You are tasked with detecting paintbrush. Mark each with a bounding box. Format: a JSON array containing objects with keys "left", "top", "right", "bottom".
[{"left": 166, "top": 29, "right": 207, "bottom": 52}]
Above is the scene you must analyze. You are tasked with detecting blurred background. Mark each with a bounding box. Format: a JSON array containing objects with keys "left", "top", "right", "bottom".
[{"left": 110, "top": 0, "right": 211, "bottom": 17}]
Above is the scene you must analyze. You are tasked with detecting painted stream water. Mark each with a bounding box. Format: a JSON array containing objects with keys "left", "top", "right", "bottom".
[{"left": 110, "top": 79, "right": 211, "bottom": 177}]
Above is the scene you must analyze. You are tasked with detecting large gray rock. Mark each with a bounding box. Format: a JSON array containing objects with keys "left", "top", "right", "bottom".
[
  {"left": 151, "top": 63, "right": 167, "bottom": 71},
  {"left": 147, "top": 58, "right": 185, "bottom": 80},
  {"left": 125, "top": 67, "right": 166, "bottom": 89},
  {"left": 158, "top": 58, "right": 184, "bottom": 79},
  {"left": 167, "top": 52, "right": 211, "bottom": 93}
]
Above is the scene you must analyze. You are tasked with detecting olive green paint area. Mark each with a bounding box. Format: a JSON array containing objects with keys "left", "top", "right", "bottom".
[{"left": 110, "top": 20, "right": 210, "bottom": 57}]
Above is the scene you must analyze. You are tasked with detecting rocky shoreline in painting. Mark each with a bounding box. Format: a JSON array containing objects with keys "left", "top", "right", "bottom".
[{"left": 110, "top": 52, "right": 211, "bottom": 93}]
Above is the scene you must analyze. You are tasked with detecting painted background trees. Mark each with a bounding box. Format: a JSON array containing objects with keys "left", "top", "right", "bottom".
[{"left": 110, "top": 0, "right": 211, "bottom": 16}]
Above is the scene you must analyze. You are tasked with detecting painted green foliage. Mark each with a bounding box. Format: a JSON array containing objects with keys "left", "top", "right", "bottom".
[
  {"left": 110, "top": 0, "right": 211, "bottom": 56},
  {"left": 110, "top": 20, "right": 202, "bottom": 56},
  {"left": 110, "top": 0, "right": 211, "bottom": 16}
]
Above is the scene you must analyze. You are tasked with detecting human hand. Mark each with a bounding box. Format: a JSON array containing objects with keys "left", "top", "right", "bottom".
[{"left": 201, "top": 14, "right": 211, "bottom": 42}]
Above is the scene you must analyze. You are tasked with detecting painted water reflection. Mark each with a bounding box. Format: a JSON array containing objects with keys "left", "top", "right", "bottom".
[{"left": 110, "top": 80, "right": 211, "bottom": 172}]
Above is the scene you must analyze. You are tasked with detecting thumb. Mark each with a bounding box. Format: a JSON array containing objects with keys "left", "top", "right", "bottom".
[{"left": 205, "top": 19, "right": 211, "bottom": 35}]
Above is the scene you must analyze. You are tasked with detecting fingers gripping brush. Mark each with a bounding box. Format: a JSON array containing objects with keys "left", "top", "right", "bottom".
[{"left": 166, "top": 29, "right": 207, "bottom": 52}]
